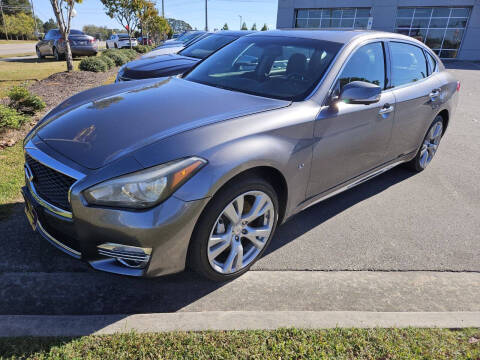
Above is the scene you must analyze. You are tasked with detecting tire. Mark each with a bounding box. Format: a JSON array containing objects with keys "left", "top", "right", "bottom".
[
  {"left": 53, "top": 47, "right": 61, "bottom": 61},
  {"left": 106, "top": 43, "right": 109, "bottom": 49},
  {"left": 36, "top": 47, "right": 44, "bottom": 59},
  {"left": 114, "top": 43, "right": 118, "bottom": 49},
  {"left": 406, "top": 115, "right": 444, "bottom": 172},
  {"left": 188, "top": 176, "right": 279, "bottom": 282}
]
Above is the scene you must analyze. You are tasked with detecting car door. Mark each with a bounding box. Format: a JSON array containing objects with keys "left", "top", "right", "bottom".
[
  {"left": 386, "top": 41, "right": 443, "bottom": 158},
  {"left": 307, "top": 41, "right": 396, "bottom": 197}
]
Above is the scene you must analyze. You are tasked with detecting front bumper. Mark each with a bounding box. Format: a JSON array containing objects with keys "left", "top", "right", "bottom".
[{"left": 21, "top": 152, "right": 209, "bottom": 277}]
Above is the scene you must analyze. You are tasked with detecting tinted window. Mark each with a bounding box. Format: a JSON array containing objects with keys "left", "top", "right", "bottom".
[
  {"left": 44, "top": 30, "right": 54, "bottom": 40},
  {"left": 179, "top": 34, "right": 237, "bottom": 59},
  {"left": 70, "top": 30, "right": 84, "bottom": 35},
  {"left": 338, "top": 42, "right": 385, "bottom": 90},
  {"left": 119, "top": 34, "right": 130, "bottom": 39},
  {"left": 425, "top": 51, "right": 437, "bottom": 75},
  {"left": 185, "top": 36, "right": 342, "bottom": 101},
  {"left": 390, "top": 42, "right": 427, "bottom": 87}
]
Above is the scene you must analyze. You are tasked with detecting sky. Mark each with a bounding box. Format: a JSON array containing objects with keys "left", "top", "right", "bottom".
[{"left": 32, "top": 0, "right": 278, "bottom": 32}]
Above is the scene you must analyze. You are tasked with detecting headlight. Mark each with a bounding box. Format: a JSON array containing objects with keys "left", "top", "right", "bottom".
[{"left": 83, "top": 157, "right": 206, "bottom": 209}]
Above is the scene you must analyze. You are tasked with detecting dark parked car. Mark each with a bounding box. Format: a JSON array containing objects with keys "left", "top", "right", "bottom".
[
  {"left": 23, "top": 30, "right": 459, "bottom": 281},
  {"left": 36, "top": 29, "right": 98, "bottom": 60},
  {"left": 138, "top": 36, "right": 153, "bottom": 46},
  {"left": 117, "top": 31, "right": 253, "bottom": 81}
]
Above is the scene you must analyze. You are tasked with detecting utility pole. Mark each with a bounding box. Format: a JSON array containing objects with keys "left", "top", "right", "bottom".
[
  {"left": 204, "top": 0, "right": 208, "bottom": 31},
  {"left": 161, "top": 0, "right": 164, "bottom": 17},
  {"left": 238, "top": 15, "right": 242, "bottom": 30},
  {"left": 0, "top": 0, "right": 8, "bottom": 40},
  {"left": 30, "top": 0, "right": 38, "bottom": 37}
]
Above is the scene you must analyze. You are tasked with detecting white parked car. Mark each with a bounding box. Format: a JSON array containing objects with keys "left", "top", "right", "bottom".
[{"left": 106, "top": 34, "right": 138, "bottom": 49}]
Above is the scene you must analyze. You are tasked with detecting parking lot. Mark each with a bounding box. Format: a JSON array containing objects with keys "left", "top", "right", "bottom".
[{"left": 0, "top": 63, "right": 479, "bottom": 317}]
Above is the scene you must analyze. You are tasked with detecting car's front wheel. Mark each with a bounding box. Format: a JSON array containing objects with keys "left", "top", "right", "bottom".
[
  {"left": 106, "top": 43, "right": 109, "bottom": 49},
  {"left": 36, "top": 47, "right": 44, "bottom": 59},
  {"left": 189, "top": 176, "right": 279, "bottom": 281},
  {"left": 407, "top": 115, "right": 444, "bottom": 172}
]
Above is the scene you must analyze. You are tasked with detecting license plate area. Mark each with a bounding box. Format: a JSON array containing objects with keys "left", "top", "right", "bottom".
[{"left": 24, "top": 195, "right": 37, "bottom": 231}]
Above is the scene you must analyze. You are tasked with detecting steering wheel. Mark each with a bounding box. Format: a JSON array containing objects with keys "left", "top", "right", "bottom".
[{"left": 286, "top": 72, "right": 305, "bottom": 81}]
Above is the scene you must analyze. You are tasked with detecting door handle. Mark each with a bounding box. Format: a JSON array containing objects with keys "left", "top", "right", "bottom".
[
  {"left": 378, "top": 103, "right": 394, "bottom": 115},
  {"left": 429, "top": 88, "right": 441, "bottom": 98}
]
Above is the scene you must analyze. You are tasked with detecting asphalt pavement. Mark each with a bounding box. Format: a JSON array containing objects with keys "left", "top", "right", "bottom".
[{"left": 0, "top": 63, "right": 479, "bottom": 322}]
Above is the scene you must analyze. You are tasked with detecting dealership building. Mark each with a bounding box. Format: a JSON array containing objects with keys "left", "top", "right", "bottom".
[{"left": 276, "top": 0, "right": 480, "bottom": 60}]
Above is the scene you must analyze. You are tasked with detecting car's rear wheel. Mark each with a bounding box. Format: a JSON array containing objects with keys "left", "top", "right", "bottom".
[
  {"left": 36, "top": 47, "right": 44, "bottom": 59},
  {"left": 106, "top": 43, "right": 109, "bottom": 49},
  {"left": 114, "top": 43, "right": 118, "bottom": 49},
  {"left": 189, "top": 176, "right": 279, "bottom": 282},
  {"left": 407, "top": 115, "right": 444, "bottom": 172}
]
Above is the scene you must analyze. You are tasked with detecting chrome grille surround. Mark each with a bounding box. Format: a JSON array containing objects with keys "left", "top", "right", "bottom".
[{"left": 24, "top": 139, "right": 86, "bottom": 219}]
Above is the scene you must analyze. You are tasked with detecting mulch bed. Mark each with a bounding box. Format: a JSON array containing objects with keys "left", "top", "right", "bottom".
[{"left": 0, "top": 68, "right": 118, "bottom": 149}]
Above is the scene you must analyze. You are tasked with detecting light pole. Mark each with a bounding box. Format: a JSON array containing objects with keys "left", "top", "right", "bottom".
[
  {"left": 238, "top": 15, "right": 242, "bottom": 30},
  {"left": 205, "top": 0, "right": 208, "bottom": 31},
  {"left": 161, "top": 0, "right": 164, "bottom": 17}
]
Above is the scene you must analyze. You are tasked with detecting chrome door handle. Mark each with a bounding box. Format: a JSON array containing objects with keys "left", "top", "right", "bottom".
[
  {"left": 429, "top": 88, "right": 441, "bottom": 98},
  {"left": 379, "top": 103, "right": 394, "bottom": 115}
]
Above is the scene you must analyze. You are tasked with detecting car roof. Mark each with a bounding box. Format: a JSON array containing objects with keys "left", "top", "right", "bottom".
[
  {"left": 246, "top": 29, "right": 417, "bottom": 45},
  {"left": 214, "top": 30, "right": 255, "bottom": 37}
]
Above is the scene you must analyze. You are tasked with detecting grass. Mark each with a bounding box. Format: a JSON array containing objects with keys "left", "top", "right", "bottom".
[
  {"left": 0, "top": 142, "right": 24, "bottom": 220},
  {"left": 0, "top": 328, "right": 479, "bottom": 359},
  {"left": 0, "top": 52, "right": 35, "bottom": 59},
  {"left": 0, "top": 58, "right": 81, "bottom": 97}
]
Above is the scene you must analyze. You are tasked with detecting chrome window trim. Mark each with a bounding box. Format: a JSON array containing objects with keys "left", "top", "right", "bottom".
[{"left": 24, "top": 139, "right": 86, "bottom": 219}]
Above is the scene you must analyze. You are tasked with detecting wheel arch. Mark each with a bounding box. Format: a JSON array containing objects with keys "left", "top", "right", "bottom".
[{"left": 437, "top": 108, "right": 449, "bottom": 134}]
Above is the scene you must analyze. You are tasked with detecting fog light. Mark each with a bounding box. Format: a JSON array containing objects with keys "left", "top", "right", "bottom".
[{"left": 97, "top": 243, "right": 151, "bottom": 269}]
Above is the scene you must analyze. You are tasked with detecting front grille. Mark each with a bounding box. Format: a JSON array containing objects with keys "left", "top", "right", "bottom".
[{"left": 25, "top": 154, "right": 76, "bottom": 211}]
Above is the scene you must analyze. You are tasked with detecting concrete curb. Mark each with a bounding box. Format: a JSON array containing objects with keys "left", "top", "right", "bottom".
[{"left": 1, "top": 311, "right": 480, "bottom": 337}]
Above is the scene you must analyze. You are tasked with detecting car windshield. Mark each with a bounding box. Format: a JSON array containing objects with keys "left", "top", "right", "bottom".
[
  {"left": 180, "top": 32, "right": 204, "bottom": 43},
  {"left": 185, "top": 36, "right": 342, "bottom": 101},
  {"left": 179, "top": 34, "right": 237, "bottom": 59}
]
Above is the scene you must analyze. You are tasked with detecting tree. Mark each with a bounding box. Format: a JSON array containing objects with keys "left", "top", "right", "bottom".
[
  {"left": 261, "top": 23, "right": 268, "bottom": 31},
  {"left": 43, "top": 18, "right": 57, "bottom": 33},
  {"left": 166, "top": 18, "right": 192, "bottom": 35},
  {"left": 101, "top": 0, "right": 144, "bottom": 48},
  {"left": 137, "top": 0, "right": 156, "bottom": 38},
  {"left": 3, "top": 13, "right": 35, "bottom": 39},
  {"left": 48, "top": 0, "right": 82, "bottom": 71},
  {"left": 241, "top": 22, "right": 247, "bottom": 30},
  {"left": 222, "top": 23, "right": 228, "bottom": 30},
  {"left": 251, "top": 23, "right": 257, "bottom": 30},
  {"left": 146, "top": 15, "right": 170, "bottom": 43}
]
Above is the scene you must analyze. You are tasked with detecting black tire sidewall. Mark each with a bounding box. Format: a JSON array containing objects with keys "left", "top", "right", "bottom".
[
  {"left": 188, "top": 176, "right": 279, "bottom": 282},
  {"left": 410, "top": 115, "right": 444, "bottom": 172}
]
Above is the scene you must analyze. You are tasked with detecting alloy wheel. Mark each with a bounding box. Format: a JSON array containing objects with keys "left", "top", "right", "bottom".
[
  {"left": 419, "top": 121, "right": 443, "bottom": 169},
  {"left": 207, "top": 191, "right": 275, "bottom": 274}
]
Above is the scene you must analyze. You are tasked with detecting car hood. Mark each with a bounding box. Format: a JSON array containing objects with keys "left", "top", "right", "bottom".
[
  {"left": 122, "top": 54, "right": 199, "bottom": 79},
  {"left": 34, "top": 77, "right": 290, "bottom": 170}
]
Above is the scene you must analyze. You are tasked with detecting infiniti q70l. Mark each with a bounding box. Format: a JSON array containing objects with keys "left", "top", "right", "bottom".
[{"left": 22, "top": 30, "right": 459, "bottom": 281}]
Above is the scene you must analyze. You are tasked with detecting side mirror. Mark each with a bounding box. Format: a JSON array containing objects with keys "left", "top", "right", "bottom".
[
  {"left": 37, "top": 35, "right": 44, "bottom": 40},
  {"left": 338, "top": 81, "right": 381, "bottom": 105}
]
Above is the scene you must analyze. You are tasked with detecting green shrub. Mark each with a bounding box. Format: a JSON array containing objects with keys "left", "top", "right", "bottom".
[
  {"left": 7, "top": 86, "right": 46, "bottom": 115},
  {"left": 134, "top": 45, "right": 153, "bottom": 54},
  {"left": 103, "top": 51, "right": 128, "bottom": 66},
  {"left": 120, "top": 49, "right": 138, "bottom": 61},
  {"left": 102, "top": 49, "right": 118, "bottom": 58},
  {"left": 0, "top": 104, "right": 28, "bottom": 130},
  {"left": 99, "top": 55, "right": 115, "bottom": 69},
  {"left": 79, "top": 57, "right": 108, "bottom": 72}
]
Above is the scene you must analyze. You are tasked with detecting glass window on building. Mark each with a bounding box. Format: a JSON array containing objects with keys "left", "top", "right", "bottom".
[
  {"left": 395, "top": 7, "right": 471, "bottom": 58},
  {"left": 295, "top": 8, "right": 371, "bottom": 30}
]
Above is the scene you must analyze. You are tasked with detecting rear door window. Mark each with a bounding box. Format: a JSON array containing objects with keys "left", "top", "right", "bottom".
[
  {"left": 425, "top": 51, "right": 437, "bottom": 75},
  {"left": 389, "top": 42, "right": 428, "bottom": 87}
]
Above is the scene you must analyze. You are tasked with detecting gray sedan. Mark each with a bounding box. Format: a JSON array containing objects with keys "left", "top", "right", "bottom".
[
  {"left": 22, "top": 30, "right": 459, "bottom": 281},
  {"left": 36, "top": 29, "right": 98, "bottom": 60}
]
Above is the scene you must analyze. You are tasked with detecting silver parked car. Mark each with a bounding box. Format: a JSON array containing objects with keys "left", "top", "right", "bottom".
[{"left": 23, "top": 30, "right": 459, "bottom": 281}]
